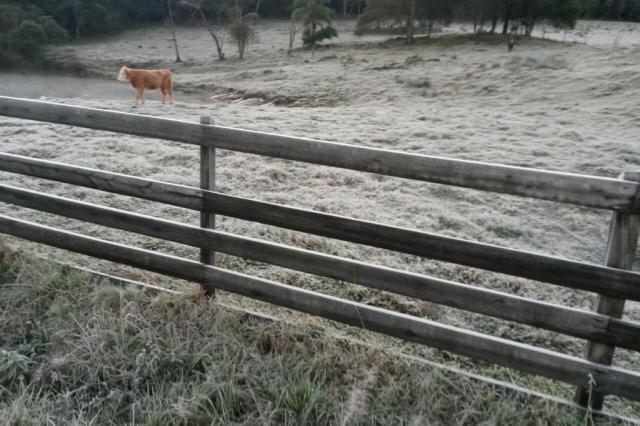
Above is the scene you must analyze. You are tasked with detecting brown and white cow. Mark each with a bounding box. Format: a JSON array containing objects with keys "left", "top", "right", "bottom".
[{"left": 117, "top": 66, "right": 173, "bottom": 105}]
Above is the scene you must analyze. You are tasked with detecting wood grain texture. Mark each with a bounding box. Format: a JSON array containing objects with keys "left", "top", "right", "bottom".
[
  {"left": 1, "top": 214, "right": 640, "bottom": 401},
  {"left": 575, "top": 172, "right": 640, "bottom": 409},
  {"left": 0, "top": 96, "right": 637, "bottom": 212},
  {"left": 199, "top": 116, "right": 216, "bottom": 296},
  {"left": 2, "top": 153, "right": 640, "bottom": 302},
  {"left": 1, "top": 183, "right": 639, "bottom": 352}
]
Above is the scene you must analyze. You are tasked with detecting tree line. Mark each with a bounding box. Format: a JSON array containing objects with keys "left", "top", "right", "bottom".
[
  {"left": 0, "top": 0, "right": 638, "bottom": 67},
  {"left": 0, "top": 0, "right": 165, "bottom": 66},
  {"left": 356, "top": 0, "right": 586, "bottom": 44}
]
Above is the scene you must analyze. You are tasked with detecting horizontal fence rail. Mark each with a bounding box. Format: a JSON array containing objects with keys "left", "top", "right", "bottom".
[
  {"left": 2, "top": 214, "right": 640, "bottom": 401},
  {"left": 0, "top": 96, "right": 638, "bottom": 212},
  {"left": 2, "top": 153, "right": 640, "bottom": 302},
  {"left": 2, "top": 183, "right": 639, "bottom": 351},
  {"left": 1, "top": 97, "right": 639, "bottom": 412}
]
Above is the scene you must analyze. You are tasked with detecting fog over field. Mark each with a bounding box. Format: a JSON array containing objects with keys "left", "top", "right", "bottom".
[{"left": 1, "top": 20, "right": 639, "bottom": 411}]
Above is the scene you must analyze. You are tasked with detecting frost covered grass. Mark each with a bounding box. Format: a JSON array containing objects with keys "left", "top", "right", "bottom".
[
  {"left": 1, "top": 19, "right": 640, "bottom": 417},
  {"left": 0, "top": 249, "right": 604, "bottom": 425}
]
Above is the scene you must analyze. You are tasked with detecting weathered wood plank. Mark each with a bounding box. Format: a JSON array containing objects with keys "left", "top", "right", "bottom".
[
  {"left": 1, "top": 214, "right": 640, "bottom": 400},
  {"left": 0, "top": 152, "right": 203, "bottom": 209},
  {"left": 575, "top": 172, "right": 640, "bottom": 409},
  {"left": 2, "top": 153, "right": 640, "bottom": 302},
  {"left": 0, "top": 96, "right": 637, "bottom": 212},
  {"left": 199, "top": 116, "right": 216, "bottom": 296},
  {"left": 2, "top": 183, "right": 640, "bottom": 351}
]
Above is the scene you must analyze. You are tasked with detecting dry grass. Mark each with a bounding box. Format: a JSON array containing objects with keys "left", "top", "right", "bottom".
[{"left": 0, "top": 250, "right": 616, "bottom": 425}]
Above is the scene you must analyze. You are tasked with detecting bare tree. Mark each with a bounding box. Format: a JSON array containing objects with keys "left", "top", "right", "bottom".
[
  {"left": 73, "top": 0, "right": 82, "bottom": 39},
  {"left": 357, "top": 0, "right": 418, "bottom": 44},
  {"left": 255, "top": 0, "right": 264, "bottom": 14},
  {"left": 181, "top": 0, "right": 226, "bottom": 60},
  {"left": 229, "top": 13, "right": 258, "bottom": 59},
  {"left": 288, "top": 18, "right": 304, "bottom": 53},
  {"left": 165, "top": 0, "right": 182, "bottom": 62}
]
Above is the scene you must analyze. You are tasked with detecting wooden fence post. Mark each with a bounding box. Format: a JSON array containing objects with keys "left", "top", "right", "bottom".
[
  {"left": 574, "top": 172, "right": 640, "bottom": 410},
  {"left": 200, "top": 116, "right": 216, "bottom": 296}
]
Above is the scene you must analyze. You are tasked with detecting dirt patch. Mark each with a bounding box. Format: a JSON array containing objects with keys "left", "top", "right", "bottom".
[{"left": 184, "top": 85, "right": 345, "bottom": 107}]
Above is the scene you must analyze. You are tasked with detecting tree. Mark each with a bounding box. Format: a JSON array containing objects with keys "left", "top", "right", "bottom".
[
  {"left": 228, "top": 13, "right": 258, "bottom": 59},
  {"left": 627, "top": 0, "right": 640, "bottom": 20},
  {"left": 180, "top": 0, "right": 226, "bottom": 60},
  {"left": 357, "top": 0, "right": 415, "bottom": 42},
  {"left": 9, "top": 20, "right": 48, "bottom": 57},
  {"left": 460, "top": 0, "right": 502, "bottom": 33},
  {"left": 522, "top": 0, "right": 554, "bottom": 35},
  {"left": 551, "top": 0, "right": 581, "bottom": 28},
  {"left": 0, "top": 3, "right": 29, "bottom": 34},
  {"left": 419, "top": 0, "right": 457, "bottom": 37},
  {"left": 67, "top": 0, "right": 83, "bottom": 39},
  {"left": 291, "top": 0, "right": 335, "bottom": 47},
  {"left": 500, "top": 0, "right": 522, "bottom": 34},
  {"left": 518, "top": 0, "right": 581, "bottom": 35},
  {"left": 37, "top": 15, "right": 69, "bottom": 41},
  {"left": 0, "top": 3, "right": 48, "bottom": 65},
  {"left": 165, "top": 0, "right": 182, "bottom": 62},
  {"left": 288, "top": 15, "right": 303, "bottom": 52},
  {"left": 358, "top": 0, "right": 456, "bottom": 43},
  {"left": 303, "top": 24, "right": 336, "bottom": 45},
  {"left": 81, "top": 2, "right": 113, "bottom": 34},
  {"left": 254, "top": 0, "right": 264, "bottom": 14},
  {"left": 579, "top": 0, "right": 598, "bottom": 16}
]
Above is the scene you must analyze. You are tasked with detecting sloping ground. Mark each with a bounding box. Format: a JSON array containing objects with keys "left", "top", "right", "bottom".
[
  {"left": 0, "top": 249, "right": 616, "bottom": 425},
  {"left": 1, "top": 19, "right": 640, "bottom": 420}
]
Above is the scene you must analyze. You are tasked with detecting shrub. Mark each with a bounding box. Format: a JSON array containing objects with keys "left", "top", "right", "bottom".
[
  {"left": 82, "top": 2, "right": 115, "bottom": 34},
  {"left": 302, "top": 25, "right": 337, "bottom": 47},
  {"left": 292, "top": 0, "right": 336, "bottom": 48},
  {"left": 37, "top": 15, "right": 69, "bottom": 42},
  {"left": 228, "top": 14, "right": 259, "bottom": 60},
  {"left": 9, "top": 20, "right": 48, "bottom": 57}
]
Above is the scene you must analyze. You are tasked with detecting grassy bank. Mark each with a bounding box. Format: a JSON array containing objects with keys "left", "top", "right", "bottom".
[{"left": 0, "top": 247, "right": 604, "bottom": 425}]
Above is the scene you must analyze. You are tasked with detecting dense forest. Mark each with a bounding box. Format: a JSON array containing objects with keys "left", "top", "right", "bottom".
[{"left": 0, "top": 0, "right": 639, "bottom": 66}]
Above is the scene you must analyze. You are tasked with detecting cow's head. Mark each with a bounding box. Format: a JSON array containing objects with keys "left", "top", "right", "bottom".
[{"left": 117, "top": 66, "right": 130, "bottom": 82}]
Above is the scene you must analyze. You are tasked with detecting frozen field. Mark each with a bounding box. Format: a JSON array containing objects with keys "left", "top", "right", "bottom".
[{"left": 1, "top": 19, "right": 639, "bottom": 409}]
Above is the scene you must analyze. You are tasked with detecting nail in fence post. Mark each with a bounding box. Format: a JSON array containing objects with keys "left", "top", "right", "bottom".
[
  {"left": 200, "top": 115, "right": 216, "bottom": 296},
  {"left": 574, "top": 171, "right": 640, "bottom": 410}
]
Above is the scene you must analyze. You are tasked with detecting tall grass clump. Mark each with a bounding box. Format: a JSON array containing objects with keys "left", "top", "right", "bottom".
[{"left": 0, "top": 246, "right": 608, "bottom": 425}]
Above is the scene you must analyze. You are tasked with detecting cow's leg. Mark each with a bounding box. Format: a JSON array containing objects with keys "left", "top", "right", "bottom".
[
  {"left": 136, "top": 87, "right": 145, "bottom": 105},
  {"left": 162, "top": 81, "right": 173, "bottom": 105},
  {"left": 165, "top": 76, "right": 174, "bottom": 104},
  {"left": 130, "top": 87, "right": 139, "bottom": 105},
  {"left": 167, "top": 81, "right": 174, "bottom": 104}
]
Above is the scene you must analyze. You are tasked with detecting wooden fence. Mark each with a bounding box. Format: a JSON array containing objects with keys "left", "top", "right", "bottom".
[{"left": 0, "top": 96, "right": 639, "bottom": 412}]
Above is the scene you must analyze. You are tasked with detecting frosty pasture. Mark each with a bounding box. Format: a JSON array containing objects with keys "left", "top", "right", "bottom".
[{"left": 1, "top": 20, "right": 639, "bottom": 409}]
